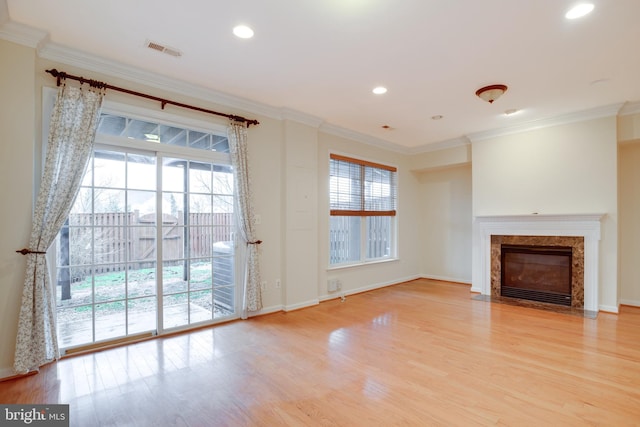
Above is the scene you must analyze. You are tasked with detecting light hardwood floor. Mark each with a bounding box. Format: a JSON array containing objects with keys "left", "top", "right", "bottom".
[{"left": 1, "top": 279, "right": 640, "bottom": 426}]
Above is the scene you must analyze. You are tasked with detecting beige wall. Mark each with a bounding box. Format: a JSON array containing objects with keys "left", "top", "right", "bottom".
[
  {"left": 416, "top": 164, "right": 472, "bottom": 283},
  {"left": 283, "top": 120, "right": 319, "bottom": 309},
  {"left": 409, "top": 144, "right": 471, "bottom": 172},
  {"left": 0, "top": 40, "right": 36, "bottom": 376},
  {"left": 471, "top": 117, "right": 619, "bottom": 311},
  {"left": 618, "top": 137, "right": 640, "bottom": 306}
]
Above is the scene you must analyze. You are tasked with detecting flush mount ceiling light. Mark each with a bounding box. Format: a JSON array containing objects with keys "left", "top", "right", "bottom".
[
  {"left": 372, "top": 86, "right": 388, "bottom": 95},
  {"left": 475, "top": 84, "right": 508, "bottom": 104},
  {"left": 233, "top": 25, "right": 254, "bottom": 39},
  {"left": 565, "top": 3, "right": 595, "bottom": 19}
]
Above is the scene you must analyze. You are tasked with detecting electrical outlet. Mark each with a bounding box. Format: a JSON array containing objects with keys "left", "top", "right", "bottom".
[
  {"left": 275, "top": 279, "right": 281, "bottom": 289},
  {"left": 261, "top": 281, "right": 267, "bottom": 291},
  {"left": 254, "top": 214, "right": 261, "bottom": 225}
]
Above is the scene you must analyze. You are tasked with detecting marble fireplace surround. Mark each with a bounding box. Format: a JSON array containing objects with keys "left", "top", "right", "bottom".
[{"left": 474, "top": 214, "right": 604, "bottom": 312}]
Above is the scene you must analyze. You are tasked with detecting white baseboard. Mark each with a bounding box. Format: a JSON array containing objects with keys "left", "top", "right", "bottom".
[
  {"left": 319, "top": 274, "right": 422, "bottom": 302},
  {"left": 284, "top": 299, "right": 319, "bottom": 312},
  {"left": 619, "top": 299, "right": 640, "bottom": 308},
  {"left": 249, "top": 304, "right": 284, "bottom": 318},
  {"left": 420, "top": 274, "right": 472, "bottom": 285},
  {"left": 599, "top": 304, "right": 620, "bottom": 314}
]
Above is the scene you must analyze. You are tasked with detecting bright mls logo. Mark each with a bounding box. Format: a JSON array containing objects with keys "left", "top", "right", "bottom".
[{"left": 0, "top": 405, "right": 69, "bottom": 426}]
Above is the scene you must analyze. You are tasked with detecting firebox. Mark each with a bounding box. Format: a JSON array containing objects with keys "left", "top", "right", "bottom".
[{"left": 501, "top": 244, "right": 572, "bottom": 306}]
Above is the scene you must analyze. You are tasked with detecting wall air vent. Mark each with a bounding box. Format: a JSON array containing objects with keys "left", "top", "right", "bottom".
[{"left": 145, "top": 40, "right": 182, "bottom": 57}]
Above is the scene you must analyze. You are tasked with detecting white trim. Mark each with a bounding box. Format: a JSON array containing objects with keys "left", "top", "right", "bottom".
[
  {"left": 468, "top": 104, "right": 623, "bottom": 143},
  {"left": 320, "top": 122, "right": 410, "bottom": 154},
  {"left": 284, "top": 299, "right": 320, "bottom": 312},
  {"left": 619, "top": 299, "right": 640, "bottom": 308},
  {"left": 319, "top": 274, "right": 421, "bottom": 302},
  {"left": 420, "top": 274, "right": 471, "bottom": 285},
  {"left": 474, "top": 213, "right": 604, "bottom": 312},
  {"left": 281, "top": 108, "right": 324, "bottom": 128},
  {"left": 248, "top": 304, "right": 285, "bottom": 317},
  {"left": 0, "top": 20, "right": 48, "bottom": 49},
  {"left": 327, "top": 257, "right": 399, "bottom": 272},
  {"left": 599, "top": 304, "right": 620, "bottom": 314},
  {"left": 38, "top": 42, "right": 282, "bottom": 120},
  {"left": 619, "top": 101, "right": 640, "bottom": 116},
  {"left": 101, "top": 100, "right": 228, "bottom": 136},
  {"left": 407, "top": 137, "right": 471, "bottom": 155}
]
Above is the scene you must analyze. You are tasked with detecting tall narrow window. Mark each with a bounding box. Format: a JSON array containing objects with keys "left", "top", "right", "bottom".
[{"left": 329, "top": 154, "right": 397, "bottom": 266}]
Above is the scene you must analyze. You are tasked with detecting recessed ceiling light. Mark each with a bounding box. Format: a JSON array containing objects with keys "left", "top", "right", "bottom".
[
  {"left": 372, "top": 86, "right": 387, "bottom": 95},
  {"left": 233, "top": 25, "right": 254, "bottom": 39},
  {"left": 504, "top": 109, "right": 520, "bottom": 116},
  {"left": 431, "top": 115, "right": 443, "bottom": 120},
  {"left": 565, "top": 3, "right": 594, "bottom": 19}
]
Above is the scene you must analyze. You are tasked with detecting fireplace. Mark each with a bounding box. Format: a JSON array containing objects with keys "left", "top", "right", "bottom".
[
  {"left": 473, "top": 214, "right": 604, "bottom": 312},
  {"left": 501, "top": 244, "right": 572, "bottom": 306}
]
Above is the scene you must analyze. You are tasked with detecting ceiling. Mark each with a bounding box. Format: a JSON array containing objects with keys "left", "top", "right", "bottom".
[{"left": 3, "top": 0, "right": 640, "bottom": 150}]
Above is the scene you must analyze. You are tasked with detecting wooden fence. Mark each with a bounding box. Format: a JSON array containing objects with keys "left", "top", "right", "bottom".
[{"left": 66, "top": 211, "right": 233, "bottom": 274}]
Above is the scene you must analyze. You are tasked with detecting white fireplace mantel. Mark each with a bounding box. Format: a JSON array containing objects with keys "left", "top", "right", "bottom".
[{"left": 472, "top": 213, "right": 605, "bottom": 312}]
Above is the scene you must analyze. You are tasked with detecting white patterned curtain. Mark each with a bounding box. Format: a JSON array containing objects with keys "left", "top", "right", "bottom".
[
  {"left": 14, "top": 84, "right": 104, "bottom": 373},
  {"left": 228, "top": 121, "right": 262, "bottom": 319}
]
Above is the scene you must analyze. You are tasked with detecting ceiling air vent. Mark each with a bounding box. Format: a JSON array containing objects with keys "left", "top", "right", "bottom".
[{"left": 145, "top": 40, "right": 182, "bottom": 57}]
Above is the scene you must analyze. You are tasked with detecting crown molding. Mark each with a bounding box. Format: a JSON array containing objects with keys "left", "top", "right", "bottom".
[
  {"left": 280, "top": 108, "right": 325, "bottom": 128},
  {"left": 5, "top": 11, "right": 630, "bottom": 155},
  {"left": 467, "top": 103, "right": 624, "bottom": 143},
  {"left": 407, "top": 136, "right": 470, "bottom": 154},
  {"left": 319, "top": 122, "right": 411, "bottom": 154},
  {"left": 37, "top": 42, "right": 286, "bottom": 121},
  {"left": 619, "top": 101, "right": 640, "bottom": 116},
  {"left": 38, "top": 42, "right": 416, "bottom": 153},
  {"left": 0, "top": 20, "right": 48, "bottom": 49}
]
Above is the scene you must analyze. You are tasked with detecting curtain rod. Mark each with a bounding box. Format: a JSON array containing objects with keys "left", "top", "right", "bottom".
[{"left": 45, "top": 68, "right": 260, "bottom": 127}]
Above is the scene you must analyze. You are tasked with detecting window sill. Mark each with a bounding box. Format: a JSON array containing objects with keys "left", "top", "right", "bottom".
[{"left": 327, "top": 257, "right": 399, "bottom": 271}]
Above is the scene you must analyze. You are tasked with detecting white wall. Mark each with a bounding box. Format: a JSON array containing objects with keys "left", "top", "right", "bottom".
[
  {"left": 0, "top": 40, "right": 36, "bottom": 377},
  {"left": 471, "top": 117, "right": 619, "bottom": 311},
  {"left": 417, "top": 164, "right": 472, "bottom": 283}
]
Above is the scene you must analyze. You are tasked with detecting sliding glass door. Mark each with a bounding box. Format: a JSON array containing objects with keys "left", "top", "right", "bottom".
[{"left": 54, "top": 112, "right": 237, "bottom": 351}]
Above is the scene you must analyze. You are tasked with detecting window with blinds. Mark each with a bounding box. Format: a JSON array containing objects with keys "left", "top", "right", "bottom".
[{"left": 329, "top": 154, "right": 397, "bottom": 266}]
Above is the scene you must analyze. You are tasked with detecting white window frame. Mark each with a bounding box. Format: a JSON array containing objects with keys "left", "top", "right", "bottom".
[{"left": 328, "top": 153, "right": 398, "bottom": 268}]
